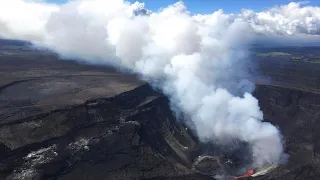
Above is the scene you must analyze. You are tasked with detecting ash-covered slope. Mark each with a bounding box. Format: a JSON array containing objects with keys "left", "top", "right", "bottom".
[
  {"left": 1, "top": 39, "right": 320, "bottom": 179},
  {"left": 1, "top": 83, "right": 320, "bottom": 180},
  {"left": 0, "top": 84, "right": 210, "bottom": 180}
]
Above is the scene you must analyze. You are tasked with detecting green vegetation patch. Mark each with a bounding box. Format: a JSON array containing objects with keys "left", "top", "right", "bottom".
[
  {"left": 291, "top": 58, "right": 320, "bottom": 64},
  {"left": 291, "top": 56, "right": 304, "bottom": 60},
  {"left": 309, "top": 59, "right": 320, "bottom": 64},
  {"left": 256, "top": 52, "right": 292, "bottom": 57}
]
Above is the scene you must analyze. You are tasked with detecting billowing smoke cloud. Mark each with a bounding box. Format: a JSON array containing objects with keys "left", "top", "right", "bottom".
[{"left": 1, "top": 0, "right": 319, "bottom": 169}]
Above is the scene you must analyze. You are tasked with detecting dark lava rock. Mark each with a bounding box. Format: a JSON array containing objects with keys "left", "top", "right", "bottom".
[
  {"left": 250, "top": 85, "right": 320, "bottom": 180},
  {"left": 2, "top": 40, "right": 320, "bottom": 180},
  {"left": 0, "top": 84, "right": 211, "bottom": 180},
  {"left": 1, "top": 83, "right": 320, "bottom": 180}
]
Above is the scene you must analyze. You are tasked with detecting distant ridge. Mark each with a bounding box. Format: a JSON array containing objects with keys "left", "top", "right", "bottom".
[{"left": 0, "top": 38, "right": 32, "bottom": 46}]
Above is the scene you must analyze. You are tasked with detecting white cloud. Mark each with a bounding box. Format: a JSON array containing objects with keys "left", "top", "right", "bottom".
[
  {"left": 0, "top": 0, "right": 58, "bottom": 41},
  {"left": 239, "top": 2, "right": 320, "bottom": 35},
  {"left": 1, "top": 0, "right": 317, "bottom": 169}
]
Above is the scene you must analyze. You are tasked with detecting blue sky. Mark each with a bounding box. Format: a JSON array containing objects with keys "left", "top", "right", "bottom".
[{"left": 46, "top": 0, "right": 320, "bottom": 14}]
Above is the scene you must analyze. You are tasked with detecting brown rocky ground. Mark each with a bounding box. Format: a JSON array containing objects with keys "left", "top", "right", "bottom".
[{"left": 0, "top": 40, "right": 320, "bottom": 180}]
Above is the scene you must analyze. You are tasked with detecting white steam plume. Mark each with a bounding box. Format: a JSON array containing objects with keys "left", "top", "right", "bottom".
[{"left": 1, "top": 0, "right": 319, "bottom": 168}]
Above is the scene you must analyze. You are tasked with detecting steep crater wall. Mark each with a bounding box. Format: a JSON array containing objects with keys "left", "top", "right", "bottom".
[{"left": 0, "top": 84, "right": 319, "bottom": 180}]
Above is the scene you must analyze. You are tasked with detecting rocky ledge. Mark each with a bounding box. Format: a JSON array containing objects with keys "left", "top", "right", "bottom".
[
  {"left": 0, "top": 84, "right": 208, "bottom": 180},
  {"left": 0, "top": 83, "right": 320, "bottom": 180}
]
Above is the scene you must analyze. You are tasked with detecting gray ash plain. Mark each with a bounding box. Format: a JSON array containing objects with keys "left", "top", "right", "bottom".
[{"left": 1, "top": 39, "right": 320, "bottom": 180}]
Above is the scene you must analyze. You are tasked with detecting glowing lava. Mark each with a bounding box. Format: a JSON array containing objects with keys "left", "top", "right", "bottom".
[{"left": 233, "top": 169, "right": 254, "bottom": 179}]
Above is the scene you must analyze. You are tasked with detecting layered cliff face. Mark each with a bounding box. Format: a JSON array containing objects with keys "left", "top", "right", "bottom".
[
  {"left": 1, "top": 40, "right": 320, "bottom": 180},
  {"left": 0, "top": 84, "right": 205, "bottom": 180},
  {"left": 253, "top": 85, "right": 320, "bottom": 180},
  {"left": 0, "top": 80, "right": 218, "bottom": 180},
  {"left": 1, "top": 83, "right": 320, "bottom": 180}
]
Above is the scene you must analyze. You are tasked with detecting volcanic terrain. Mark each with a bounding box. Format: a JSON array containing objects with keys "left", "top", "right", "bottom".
[{"left": 1, "top": 39, "right": 320, "bottom": 180}]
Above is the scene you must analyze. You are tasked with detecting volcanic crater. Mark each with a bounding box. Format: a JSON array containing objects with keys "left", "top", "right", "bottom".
[{"left": 1, "top": 39, "right": 320, "bottom": 180}]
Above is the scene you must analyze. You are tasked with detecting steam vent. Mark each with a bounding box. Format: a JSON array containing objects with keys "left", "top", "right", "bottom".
[{"left": 1, "top": 0, "right": 320, "bottom": 177}]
